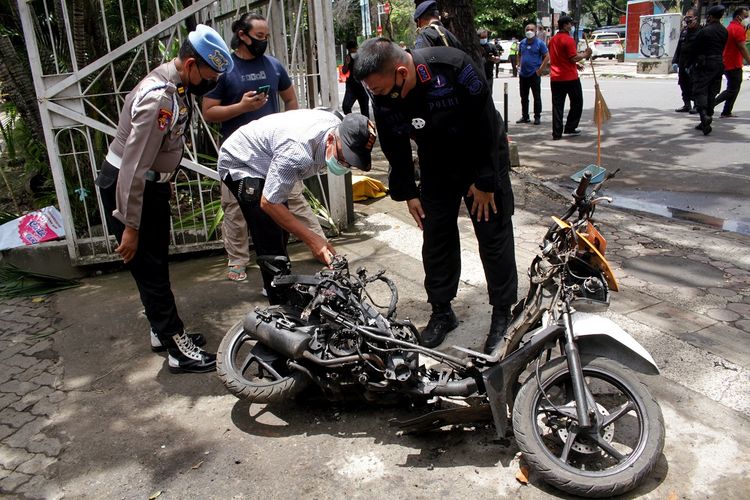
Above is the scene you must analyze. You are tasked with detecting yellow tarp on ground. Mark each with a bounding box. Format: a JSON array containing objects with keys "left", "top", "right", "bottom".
[{"left": 352, "top": 175, "right": 388, "bottom": 202}]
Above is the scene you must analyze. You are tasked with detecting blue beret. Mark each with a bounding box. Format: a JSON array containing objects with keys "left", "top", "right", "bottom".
[
  {"left": 414, "top": 1, "right": 437, "bottom": 21},
  {"left": 188, "top": 24, "right": 233, "bottom": 73}
]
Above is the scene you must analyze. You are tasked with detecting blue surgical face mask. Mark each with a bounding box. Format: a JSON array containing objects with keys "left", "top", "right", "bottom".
[
  {"left": 480, "top": 38, "right": 488, "bottom": 45},
  {"left": 325, "top": 139, "right": 351, "bottom": 176},
  {"left": 326, "top": 156, "right": 350, "bottom": 176}
]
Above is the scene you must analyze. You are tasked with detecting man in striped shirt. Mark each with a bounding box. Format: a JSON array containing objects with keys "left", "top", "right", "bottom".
[{"left": 217, "top": 109, "right": 376, "bottom": 304}]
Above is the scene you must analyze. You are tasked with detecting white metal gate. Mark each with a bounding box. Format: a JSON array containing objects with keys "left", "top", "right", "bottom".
[{"left": 17, "top": 0, "right": 343, "bottom": 265}]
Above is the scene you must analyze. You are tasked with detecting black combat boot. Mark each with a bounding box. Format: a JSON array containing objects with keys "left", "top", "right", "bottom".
[
  {"left": 483, "top": 306, "right": 512, "bottom": 355},
  {"left": 167, "top": 332, "right": 217, "bottom": 373},
  {"left": 420, "top": 302, "right": 459, "bottom": 348},
  {"left": 697, "top": 111, "right": 712, "bottom": 135},
  {"left": 675, "top": 101, "right": 691, "bottom": 112}
]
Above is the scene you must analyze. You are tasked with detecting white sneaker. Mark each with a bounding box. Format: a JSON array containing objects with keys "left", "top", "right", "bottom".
[{"left": 150, "top": 329, "right": 206, "bottom": 353}]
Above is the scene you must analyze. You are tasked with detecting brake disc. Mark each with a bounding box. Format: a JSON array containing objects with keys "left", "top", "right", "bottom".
[{"left": 556, "top": 403, "right": 615, "bottom": 454}]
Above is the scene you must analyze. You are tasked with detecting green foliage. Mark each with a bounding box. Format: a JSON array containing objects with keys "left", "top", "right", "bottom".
[
  {"left": 474, "top": 0, "right": 537, "bottom": 38},
  {"left": 581, "top": 0, "right": 627, "bottom": 29},
  {"left": 0, "top": 264, "right": 81, "bottom": 298}
]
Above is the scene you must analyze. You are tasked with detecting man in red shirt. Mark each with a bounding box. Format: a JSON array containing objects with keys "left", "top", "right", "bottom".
[
  {"left": 548, "top": 16, "right": 592, "bottom": 140},
  {"left": 715, "top": 6, "right": 750, "bottom": 118}
]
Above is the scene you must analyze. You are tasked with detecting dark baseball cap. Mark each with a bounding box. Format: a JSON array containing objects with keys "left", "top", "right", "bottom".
[
  {"left": 414, "top": 1, "right": 437, "bottom": 21},
  {"left": 558, "top": 16, "right": 575, "bottom": 29},
  {"left": 707, "top": 5, "right": 725, "bottom": 17},
  {"left": 338, "top": 114, "right": 376, "bottom": 172}
]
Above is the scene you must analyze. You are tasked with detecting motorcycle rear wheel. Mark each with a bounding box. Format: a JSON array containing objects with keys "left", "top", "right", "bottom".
[
  {"left": 513, "top": 355, "right": 664, "bottom": 498},
  {"left": 217, "top": 320, "right": 309, "bottom": 403}
]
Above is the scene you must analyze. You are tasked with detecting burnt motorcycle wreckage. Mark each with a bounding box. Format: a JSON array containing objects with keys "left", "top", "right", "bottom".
[{"left": 218, "top": 172, "right": 665, "bottom": 498}]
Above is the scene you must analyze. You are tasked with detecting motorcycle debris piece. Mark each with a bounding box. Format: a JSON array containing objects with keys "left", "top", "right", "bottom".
[{"left": 390, "top": 405, "right": 492, "bottom": 434}]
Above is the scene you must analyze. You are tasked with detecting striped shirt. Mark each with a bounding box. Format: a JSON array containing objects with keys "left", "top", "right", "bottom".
[{"left": 218, "top": 109, "right": 340, "bottom": 203}]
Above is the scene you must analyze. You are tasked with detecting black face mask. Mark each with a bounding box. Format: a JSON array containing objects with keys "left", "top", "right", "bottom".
[
  {"left": 243, "top": 35, "right": 268, "bottom": 57},
  {"left": 387, "top": 69, "right": 404, "bottom": 99},
  {"left": 188, "top": 64, "right": 218, "bottom": 96}
]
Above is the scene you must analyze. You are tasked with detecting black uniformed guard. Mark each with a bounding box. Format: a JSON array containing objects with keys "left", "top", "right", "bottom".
[
  {"left": 353, "top": 38, "right": 517, "bottom": 353},
  {"left": 342, "top": 41, "right": 370, "bottom": 118},
  {"left": 413, "top": 1, "right": 462, "bottom": 50},
  {"left": 671, "top": 9, "right": 700, "bottom": 113},
  {"left": 691, "top": 5, "right": 728, "bottom": 135},
  {"left": 95, "top": 25, "right": 232, "bottom": 373}
]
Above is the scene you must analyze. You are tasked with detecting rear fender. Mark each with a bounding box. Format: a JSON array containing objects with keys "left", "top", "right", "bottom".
[{"left": 572, "top": 312, "right": 659, "bottom": 375}]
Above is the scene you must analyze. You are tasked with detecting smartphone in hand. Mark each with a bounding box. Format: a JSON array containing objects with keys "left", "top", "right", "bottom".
[{"left": 257, "top": 84, "right": 271, "bottom": 95}]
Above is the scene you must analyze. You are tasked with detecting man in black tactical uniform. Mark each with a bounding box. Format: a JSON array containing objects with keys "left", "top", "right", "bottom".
[
  {"left": 341, "top": 40, "right": 370, "bottom": 118},
  {"left": 672, "top": 9, "right": 700, "bottom": 113},
  {"left": 691, "top": 5, "right": 728, "bottom": 135},
  {"left": 353, "top": 38, "right": 518, "bottom": 354},
  {"left": 413, "top": 0, "right": 462, "bottom": 50}
]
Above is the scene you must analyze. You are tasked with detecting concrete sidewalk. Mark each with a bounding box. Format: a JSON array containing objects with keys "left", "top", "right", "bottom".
[{"left": 1, "top": 158, "right": 750, "bottom": 498}]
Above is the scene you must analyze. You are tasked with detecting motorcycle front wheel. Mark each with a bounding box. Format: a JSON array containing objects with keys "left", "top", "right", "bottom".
[
  {"left": 217, "top": 320, "right": 310, "bottom": 403},
  {"left": 513, "top": 355, "right": 664, "bottom": 498}
]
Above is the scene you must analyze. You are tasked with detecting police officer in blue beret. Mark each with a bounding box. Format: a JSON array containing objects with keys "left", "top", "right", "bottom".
[{"left": 96, "top": 24, "right": 233, "bottom": 374}]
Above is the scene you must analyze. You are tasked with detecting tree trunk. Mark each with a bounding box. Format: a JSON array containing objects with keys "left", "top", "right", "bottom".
[
  {"left": 436, "top": 0, "right": 482, "bottom": 67},
  {"left": 72, "top": 0, "right": 88, "bottom": 69},
  {"left": 0, "top": 36, "right": 44, "bottom": 143}
]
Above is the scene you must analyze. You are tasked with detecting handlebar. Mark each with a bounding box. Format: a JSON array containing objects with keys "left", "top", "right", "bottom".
[{"left": 574, "top": 171, "right": 592, "bottom": 200}]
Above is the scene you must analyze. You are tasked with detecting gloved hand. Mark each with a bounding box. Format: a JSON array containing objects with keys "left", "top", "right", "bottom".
[{"left": 672, "top": 63, "right": 679, "bottom": 72}]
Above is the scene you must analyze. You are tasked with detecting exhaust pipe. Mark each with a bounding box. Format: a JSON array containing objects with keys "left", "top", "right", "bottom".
[{"left": 243, "top": 311, "right": 312, "bottom": 360}]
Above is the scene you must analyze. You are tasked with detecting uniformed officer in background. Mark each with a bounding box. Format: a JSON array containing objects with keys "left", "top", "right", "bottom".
[
  {"left": 95, "top": 25, "right": 233, "bottom": 374},
  {"left": 691, "top": 5, "right": 728, "bottom": 135},
  {"left": 413, "top": 0, "right": 462, "bottom": 50},
  {"left": 353, "top": 38, "right": 518, "bottom": 354},
  {"left": 672, "top": 9, "right": 700, "bottom": 113}
]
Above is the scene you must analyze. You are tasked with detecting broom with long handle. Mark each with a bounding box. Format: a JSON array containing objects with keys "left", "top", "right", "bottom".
[{"left": 583, "top": 35, "right": 611, "bottom": 166}]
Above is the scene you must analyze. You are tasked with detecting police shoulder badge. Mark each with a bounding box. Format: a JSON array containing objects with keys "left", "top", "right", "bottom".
[
  {"left": 416, "top": 64, "right": 432, "bottom": 83},
  {"left": 157, "top": 109, "right": 173, "bottom": 131}
]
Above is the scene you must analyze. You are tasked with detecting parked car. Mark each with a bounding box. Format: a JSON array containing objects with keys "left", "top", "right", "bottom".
[
  {"left": 593, "top": 24, "right": 626, "bottom": 40},
  {"left": 584, "top": 32, "right": 624, "bottom": 60}
]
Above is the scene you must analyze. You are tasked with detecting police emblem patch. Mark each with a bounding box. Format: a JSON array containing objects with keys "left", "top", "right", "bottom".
[
  {"left": 208, "top": 50, "right": 229, "bottom": 71},
  {"left": 416, "top": 64, "right": 431, "bottom": 83},
  {"left": 457, "top": 65, "right": 484, "bottom": 96},
  {"left": 411, "top": 117, "right": 426, "bottom": 129},
  {"left": 157, "top": 109, "right": 172, "bottom": 131}
]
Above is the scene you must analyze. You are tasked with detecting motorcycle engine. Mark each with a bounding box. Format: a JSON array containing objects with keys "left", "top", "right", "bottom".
[{"left": 328, "top": 328, "right": 360, "bottom": 357}]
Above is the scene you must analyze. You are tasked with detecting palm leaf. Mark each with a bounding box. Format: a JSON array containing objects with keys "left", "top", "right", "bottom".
[{"left": 0, "top": 264, "right": 81, "bottom": 298}]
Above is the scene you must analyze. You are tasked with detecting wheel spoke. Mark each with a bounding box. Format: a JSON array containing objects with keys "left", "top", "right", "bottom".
[
  {"left": 591, "top": 434, "right": 625, "bottom": 461},
  {"left": 253, "top": 356, "right": 284, "bottom": 380},
  {"left": 601, "top": 400, "right": 635, "bottom": 428},
  {"left": 540, "top": 403, "right": 578, "bottom": 420},
  {"left": 240, "top": 352, "right": 257, "bottom": 374},
  {"left": 559, "top": 428, "right": 578, "bottom": 464}
]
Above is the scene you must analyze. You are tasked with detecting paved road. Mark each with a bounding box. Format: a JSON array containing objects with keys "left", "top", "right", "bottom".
[
  {"left": 341, "top": 71, "right": 750, "bottom": 233},
  {"left": 492, "top": 73, "right": 750, "bottom": 232}
]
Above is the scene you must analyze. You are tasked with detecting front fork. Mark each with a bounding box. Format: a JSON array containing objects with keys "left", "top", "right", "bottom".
[{"left": 561, "top": 300, "right": 594, "bottom": 428}]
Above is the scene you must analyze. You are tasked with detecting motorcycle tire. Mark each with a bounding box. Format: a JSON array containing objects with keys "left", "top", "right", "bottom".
[
  {"left": 512, "top": 355, "right": 664, "bottom": 498},
  {"left": 217, "top": 320, "right": 310, "bottom": 403}
]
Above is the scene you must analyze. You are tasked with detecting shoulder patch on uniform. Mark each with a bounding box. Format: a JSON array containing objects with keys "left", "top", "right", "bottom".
[
  {"left": 157, "top": 109, "right": 172, "bottom": 131},
  {"left": 457, "top": 64, "right": 484, "bottom": 96},
  {"left": 416, "top": 64, "right": 432, "bottom": 83}
]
